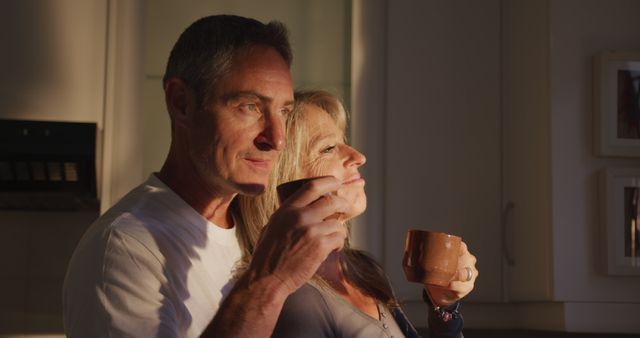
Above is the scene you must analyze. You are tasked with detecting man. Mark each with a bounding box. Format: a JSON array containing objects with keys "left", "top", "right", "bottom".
[{"left": 63, "top": 15, "right": 348, "bottom": 337}]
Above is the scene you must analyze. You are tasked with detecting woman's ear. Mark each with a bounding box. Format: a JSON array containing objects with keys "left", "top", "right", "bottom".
[{"left": 164, "top": 78, "right": 195, "bottom": 128}]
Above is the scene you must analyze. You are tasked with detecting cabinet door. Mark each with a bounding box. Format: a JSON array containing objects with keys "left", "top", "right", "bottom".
[
  {"left": 382, "top": 0, "right": 503, "bottom": 303},
  {"left": 0, "top": 0, "right": 107, "bottom": 124}
]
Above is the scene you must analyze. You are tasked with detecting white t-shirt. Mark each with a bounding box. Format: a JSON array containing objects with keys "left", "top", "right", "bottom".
[{"left": 63, "top": 174, "right": 242, "bottom": 337}]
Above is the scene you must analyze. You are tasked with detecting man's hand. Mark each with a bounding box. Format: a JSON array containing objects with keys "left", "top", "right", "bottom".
[
  {"left": 248, "top": 176, "right": 349, "bottom": 293},
  {"left": 202, "top": 176, "right": 349, "bottom": 338}
]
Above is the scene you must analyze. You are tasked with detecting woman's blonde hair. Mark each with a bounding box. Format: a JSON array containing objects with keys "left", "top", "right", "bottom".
[
  {"left": 234, "top": 90, "right": 347, "bottom": 258},
  {"left": 234, "top": 89, "right": 398, "bottom": 309}
]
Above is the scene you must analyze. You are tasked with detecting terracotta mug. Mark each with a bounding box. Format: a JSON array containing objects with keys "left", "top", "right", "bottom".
[
  {"left": 402, "top": 230, "right": 461, "bottom": 287},
  {"left": 277, "top": 177, "right": 343, "bottom": 221},
  {"left": 276, "top": 178, "right": 315, "bottom": 204}
]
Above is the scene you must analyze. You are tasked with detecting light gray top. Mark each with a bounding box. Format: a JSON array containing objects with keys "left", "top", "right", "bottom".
[{"left": 272, "top": 282, "right": 406, "bottom": 338}]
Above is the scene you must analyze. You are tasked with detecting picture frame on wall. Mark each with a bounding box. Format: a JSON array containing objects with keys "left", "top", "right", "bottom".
[
  {"left": 594, "top": 51, "right": 640, "bottom": 157},
  {"left": 599, "top": 168, "right": 640, "bottom": 275}
]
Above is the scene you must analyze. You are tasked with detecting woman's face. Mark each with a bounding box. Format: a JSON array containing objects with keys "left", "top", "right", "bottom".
[{"left": 302, "top": 104, "right": 367, "bottom": 220}]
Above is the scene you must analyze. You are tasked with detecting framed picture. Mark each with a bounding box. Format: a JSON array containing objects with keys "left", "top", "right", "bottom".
[
  {"left": 600, "top": 168, "right": 640, "bottom": 275},
  {"left": 594, "top": 51, "right": 640, "bottom": 157}
]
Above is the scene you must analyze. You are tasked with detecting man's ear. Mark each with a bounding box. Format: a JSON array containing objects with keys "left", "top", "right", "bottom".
[{"left": 164, "top": 78, "right": 195, "bottom": 128}]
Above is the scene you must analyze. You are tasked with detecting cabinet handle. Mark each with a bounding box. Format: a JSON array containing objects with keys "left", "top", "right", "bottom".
[{"left": 502, "top": 201, "right": 516, "bottom": 266}]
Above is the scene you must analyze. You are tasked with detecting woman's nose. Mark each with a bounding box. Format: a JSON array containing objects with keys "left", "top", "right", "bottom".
[{"left": 344, "top": 145, "right": 366, "bottom": 167}]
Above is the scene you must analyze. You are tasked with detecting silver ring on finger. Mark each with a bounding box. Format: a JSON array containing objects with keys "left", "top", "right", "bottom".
[{"left": 464, "top": 266, "right": 474, "bottom": 282}]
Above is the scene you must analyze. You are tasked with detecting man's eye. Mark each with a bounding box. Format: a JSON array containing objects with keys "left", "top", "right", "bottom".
[{"left": 240, "top": 103, "right": 259, "bottom": 114}]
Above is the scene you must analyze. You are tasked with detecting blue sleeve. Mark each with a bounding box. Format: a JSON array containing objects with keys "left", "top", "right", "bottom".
[
  {"left": 391, "top": 303, "right": 463, "bottom": 338},
  {"left": 391, "top": 307, "right": 422, "bottom": 338},
  {"left": 427, "top": 302, "right": 464, "bottom": 338}
]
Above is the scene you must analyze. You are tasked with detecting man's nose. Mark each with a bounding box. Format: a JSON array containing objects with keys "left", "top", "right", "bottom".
[{"left": 255, "top": 113, "right": 285, "bottom": 151}]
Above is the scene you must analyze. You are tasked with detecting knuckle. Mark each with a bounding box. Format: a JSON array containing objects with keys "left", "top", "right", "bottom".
[
  {"left": 304, "top": 225, "right": 319, "bottom": 239},
  {"left": 315, "top": 194, "right": 330, "bottom": 207},
  {"left": 290, "top": 210, "right": 307, "bottom": 225},
  {"left": 323, "top": 194, "right": 337, "bottom": 205},
  {"left": 306, "top": 180, "right": 323, "bottom": 194}
]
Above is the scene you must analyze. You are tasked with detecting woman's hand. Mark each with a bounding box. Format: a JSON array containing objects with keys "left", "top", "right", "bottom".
[{"left": 425, "top": 241, "right": 478, "bottom": 307}]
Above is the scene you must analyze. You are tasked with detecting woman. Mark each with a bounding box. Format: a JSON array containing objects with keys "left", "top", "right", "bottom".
[{"left": 237, "top": 90, "right": 478, "bottom": 337}]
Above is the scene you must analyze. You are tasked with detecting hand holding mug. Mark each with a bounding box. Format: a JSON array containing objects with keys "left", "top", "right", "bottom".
[
  {"left": 425, "top": 241, "right": 478, "bottom": 307},
  {"left": 277, "top": 177, "right": 344, "bottom": 221},
  {"left": 249, "top": 176, "right": 349, "bottom": 294},
  {"left": 402, "top": 229, "right": 478, "bottom": 307}
]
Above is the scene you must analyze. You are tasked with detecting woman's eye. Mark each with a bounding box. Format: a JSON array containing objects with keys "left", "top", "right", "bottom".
[
  {"left": 321, "top": 145, "right": 336, "bottom": 154},
  {"left": 281, "top": 108, "right": 292, "bottom": 117}
]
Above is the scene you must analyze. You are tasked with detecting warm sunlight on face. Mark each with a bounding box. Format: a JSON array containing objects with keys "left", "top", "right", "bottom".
[
  {"left": 188, "top": 46, "right": 294, "bottom": 196},
  {"left": 302, "top": 104, "right": 367, "bottom": 220}
]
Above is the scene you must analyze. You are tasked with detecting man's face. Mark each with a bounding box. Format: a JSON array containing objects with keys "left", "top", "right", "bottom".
[{"left": 187, "top": 45, "right": 294, "bottom": 196}]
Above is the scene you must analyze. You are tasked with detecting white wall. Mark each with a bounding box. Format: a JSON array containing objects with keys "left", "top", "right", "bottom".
[
  {"left": 350, "top": 0, "right": 387, "bottom": 262},
  {"left": 99, "top": 0, "right": 145, "bottom": 210},
  {"left": 550, "top": 0, "right": 640, "bottom": 303},
  {"left": 502, "top": 0, "right": 554, "bottom": 302},
  {"left": 382, "top": 0, "right": 503, "bottom": 306}
]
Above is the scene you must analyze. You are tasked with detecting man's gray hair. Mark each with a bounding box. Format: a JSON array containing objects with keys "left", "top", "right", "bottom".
[{"left": 163, "top": 15, "right": 292, "bottom": 108}]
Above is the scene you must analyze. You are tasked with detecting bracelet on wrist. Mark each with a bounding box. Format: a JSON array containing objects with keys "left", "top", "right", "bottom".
[{"left": 422, "top": 289, "right": 460, "bottom": 322}]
